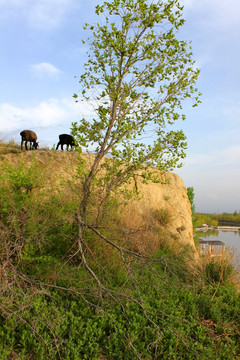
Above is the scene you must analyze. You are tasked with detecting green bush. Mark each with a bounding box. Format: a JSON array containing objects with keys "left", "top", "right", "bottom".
[
  {"left": 0, "top": 160, "right": 79, "bottom": 261},
  {"left": 205, "top": 259, "right": 233, "bottom": 284}
]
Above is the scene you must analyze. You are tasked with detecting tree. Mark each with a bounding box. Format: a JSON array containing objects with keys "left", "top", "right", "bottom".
[
  {"left": 187, "top": 186, "right": 197, "bottom": 229},
  {"left": 187, "top": 186, "right": 195, "bottom": 215},
  {"left": 72, "top": 0, "right": 200, "bottom": 222},
  {"left": 71, "top": 0, "right": 200, "bottom": 297}
]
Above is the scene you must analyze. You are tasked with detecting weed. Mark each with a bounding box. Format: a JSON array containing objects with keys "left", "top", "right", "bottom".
[
  {"left": 152, "top": 208, "right": 172, "bottom": 226},
  {"left": 0, "top": 140, "right": 22, "bottom": 155},
  {"left": 163, "top": 194, "right": 171, "bottom": 201},
  {"left": 204, "top": 258, "right": 233, "bottom": 284}
]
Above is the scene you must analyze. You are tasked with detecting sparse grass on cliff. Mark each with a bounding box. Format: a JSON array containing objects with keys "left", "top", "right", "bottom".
[
  {"left": 0, "top": 139, "right": 22, "bottom": 155},
  {"left": 0, "top": 140, "right": 51, "bottom": 156}
]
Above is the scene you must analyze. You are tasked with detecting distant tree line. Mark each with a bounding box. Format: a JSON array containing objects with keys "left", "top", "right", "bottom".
[{"left": 195, "top": 211, "right": 240, "bottom": 227}]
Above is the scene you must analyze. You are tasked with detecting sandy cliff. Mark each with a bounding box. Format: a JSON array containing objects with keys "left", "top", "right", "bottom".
[
  {"left": 122, "top": 171, "right": 195, "bottom": 253},
  {"left": 0, "top": 150, "right": 196, "bottom": 254}
]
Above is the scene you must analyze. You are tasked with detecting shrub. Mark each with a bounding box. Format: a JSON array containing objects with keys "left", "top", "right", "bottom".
[
  {"left": 152, "top": 208, "right": 172, "bottom": 227},
  {"left": 205, "top": 259, "right": 233, "bottom": 284}
]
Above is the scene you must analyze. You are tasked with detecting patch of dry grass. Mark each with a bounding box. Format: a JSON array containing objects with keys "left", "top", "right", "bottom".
[{"left": 0, "top": 139, "right": 22, "bottom": 154}]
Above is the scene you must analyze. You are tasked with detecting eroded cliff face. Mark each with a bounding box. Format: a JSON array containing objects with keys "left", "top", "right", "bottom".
[
  {"left": 121, "top": 172, "right": 195, "bottom": 254},
  {"left": 1, "top": 150, "right": 196, "bottom": 254}
]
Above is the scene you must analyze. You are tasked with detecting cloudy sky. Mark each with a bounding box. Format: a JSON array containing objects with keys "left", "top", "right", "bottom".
[{"left": 0, "top": 0, "right": 240, "bottom": 213}]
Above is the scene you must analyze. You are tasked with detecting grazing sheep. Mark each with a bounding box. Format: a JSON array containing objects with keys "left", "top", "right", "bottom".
[
  {"left": 20, "top": 130, "right": 39, "bottom": 150},
  {"left": 56, "top": 134, "right": 78, "bottom": 151}
]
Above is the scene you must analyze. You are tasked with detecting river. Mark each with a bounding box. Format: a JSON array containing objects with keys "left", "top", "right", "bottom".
[{"left": 196, "top": 230, "right": 240, "bottom": 264}]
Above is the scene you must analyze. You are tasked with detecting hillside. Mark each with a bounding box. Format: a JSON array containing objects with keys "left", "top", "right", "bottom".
[
  {"left": 1, "top": 147, "right": 240, "bottom": 359},
  {"left": 0, "top": 149, "right": 196, "bottom": 255}
]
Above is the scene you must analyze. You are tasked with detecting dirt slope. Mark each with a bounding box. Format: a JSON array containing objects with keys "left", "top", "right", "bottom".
[
  {"left": 122, "top": 172, "right": 195, "bottom": 253},
  {"left": 0, "top": 150, "right": 196, "bottom": 254}
]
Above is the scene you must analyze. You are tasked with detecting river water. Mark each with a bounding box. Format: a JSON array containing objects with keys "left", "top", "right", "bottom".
[{"left": 196, "top": 230, "right": 240, "bottom": 264}]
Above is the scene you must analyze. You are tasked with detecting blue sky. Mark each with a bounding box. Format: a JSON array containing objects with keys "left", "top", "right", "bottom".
[{"left": 0, "top": 0, "right": 240, "bottom": 213}]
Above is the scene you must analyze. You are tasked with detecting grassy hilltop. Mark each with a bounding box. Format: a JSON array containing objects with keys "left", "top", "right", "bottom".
[{"left": 0, "top": 143, "right": 240, "bottom": 359}]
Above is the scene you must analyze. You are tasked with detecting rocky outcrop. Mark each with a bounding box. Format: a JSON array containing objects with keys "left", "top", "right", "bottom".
[
  {"left": 1, "top": 150, "right": 196, "bottom": 255},
  {"left": 121, "top": 172, "right": 196, "bottom": 254}
]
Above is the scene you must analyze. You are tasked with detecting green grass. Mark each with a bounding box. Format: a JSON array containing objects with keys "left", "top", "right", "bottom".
[{"left": 1, "top": 258, "right": 239, "bottom": 359}]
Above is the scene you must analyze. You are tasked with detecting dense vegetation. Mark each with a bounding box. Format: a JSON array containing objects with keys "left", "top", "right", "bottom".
[
  {"left": 1, "top": 157, "right": 240, "bottom": 360},
  {"left": 195, "top": 212, "right": 240, "bottom": 228}
]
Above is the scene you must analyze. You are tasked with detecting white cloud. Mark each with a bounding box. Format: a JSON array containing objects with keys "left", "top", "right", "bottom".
[
  {"left": 216, "top": 146, "right": 240, "bottom": 166},
  {"left": 181, "top": 0, "right": 194, "bottom": 8},
  {"left": 177, "top": 155, "right": 240, "bottom": 213},
  {"left": 30, "top": 62, "right": 61, "bottom": 79},
  {"left": 0, "top": 0, "right": 78, "bottom": 29},
  {"left": 181, "top": 0, "right": 240, "bottom": 29},
  {"left": 184, "top": 153, "right": 215, "bottom": 167},
  {"left": 0, "top": 97, "right": 95, "bottom": 134},
  {"left": 181, "top": 143, "right": 240, "bottom": 171},
  {"left": 28, "top": 0, "right": 76, "bottom": 29},
  {"left": 0, "top": 100, "right": 67, "bottom": 132},
  {"left": 221, "top": 98, "right": 240, "bottom": 125},
  {"left": 0, "top": 0, "right": 27, "bottom": 6}
]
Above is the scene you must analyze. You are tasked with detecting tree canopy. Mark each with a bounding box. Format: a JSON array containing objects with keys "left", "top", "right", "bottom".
[{"left": 72, "top": 0, "right": 200, "bottom": 176}]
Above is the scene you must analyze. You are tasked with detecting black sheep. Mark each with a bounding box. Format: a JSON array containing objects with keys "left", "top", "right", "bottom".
[{"left": 56, "top": 134, "right": 78, "bottom": 151}]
